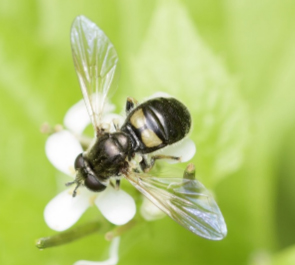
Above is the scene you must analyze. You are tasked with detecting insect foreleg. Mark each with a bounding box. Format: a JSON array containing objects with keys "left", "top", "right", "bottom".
[{"left": 65, "top": 180, "right": 81, "bottom": 197}]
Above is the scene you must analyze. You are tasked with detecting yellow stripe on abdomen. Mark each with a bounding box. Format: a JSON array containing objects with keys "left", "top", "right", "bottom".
[
  {"left": 141, "top": 129, "right": 163, "bottom": 147},
  {"left": 130, "top": 108, "right": 146, "bottom": 129}
]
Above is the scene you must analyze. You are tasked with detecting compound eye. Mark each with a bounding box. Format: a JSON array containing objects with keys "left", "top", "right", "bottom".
[
  {"left": 74, "top": 153, "right": 84, "bottom": 170},
  {"left": 84, "top": 174, "right": 107, "bottom": 192}
]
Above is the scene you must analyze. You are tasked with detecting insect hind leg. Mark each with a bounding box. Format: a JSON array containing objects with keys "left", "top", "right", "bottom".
[
  {"left": 112, "top": 119, "right": 121, "bottom": 132},
  {"left": 109, "top": 179, "right": 121, "bottom": 190},
  {"left": 125, "top": 97, "right": 138, "bottom": 114},
  {"left": 140, "top": 154, "right": 181, "bottom": 172}
]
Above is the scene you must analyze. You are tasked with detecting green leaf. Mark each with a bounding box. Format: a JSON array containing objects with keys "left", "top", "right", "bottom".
[
  {"left": 130, "top": 0, "right": 249, "bottom": 185},
  {"left": 250, "top": 246, "right": 295, "bottom": 265},
  {"left": 272, "top": 246, "right": 295, "bottom": 265}
]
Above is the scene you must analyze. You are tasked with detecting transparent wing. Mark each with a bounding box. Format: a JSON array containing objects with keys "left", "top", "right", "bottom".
[
  {"left": 125, "top": 168, "right": 227, "bottom": 240},
  {"left": 71, "top": 15, "right": 120, "bottom": 133}
]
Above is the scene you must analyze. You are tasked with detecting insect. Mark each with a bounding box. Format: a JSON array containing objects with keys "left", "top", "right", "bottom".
[{"left": 68, "top": 15, "right": 227, "bottom": 240}]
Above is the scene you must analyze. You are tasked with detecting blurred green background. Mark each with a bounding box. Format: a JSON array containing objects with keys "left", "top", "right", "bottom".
[{"left": 1, "top": 0, "right": 295, "bottom": 264}]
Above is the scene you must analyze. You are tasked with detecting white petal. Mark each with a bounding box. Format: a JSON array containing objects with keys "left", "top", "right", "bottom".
[
  {"left": 100, "top": 98, "right": 116, "bottom": 114},
  {"left": 44, "top": 188, "right": 91, "bottom": 231},
  {"left": 91, "top": 93, "right": 116, "bottom": 115},
  {"left": 147, "top": 91, "right": 172, "bottom": 99},
  {"left": 73, "top": 237, "right": 120, "bottom": 265},
  {"left": 160, "top": 138, "right": 196, "bottom": 164},
  {"left": 107, "top": 237, "right": 120, "bottom": 263},
  {"left": 95, "top": 187, "right": 136, "bottom": 225},
  {"left": 101, "top": 114, "right": 125, "bottom": 133},
  {"left": 64, "top": 97, "right": 116, "bottom": 134},
  {"left": 45, "top": 130, "right": 83, "bottom": 176},
  {"left": 64, "top": 99, "right": 91, "bottom": 134},
  {"left": 140, "top": 198, "right": 165, "bottom": 221}
]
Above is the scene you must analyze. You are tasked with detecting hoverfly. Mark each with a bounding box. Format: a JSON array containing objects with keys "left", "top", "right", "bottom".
[{"left": 68, "top": 15, "right": 227, "bottom": 240}]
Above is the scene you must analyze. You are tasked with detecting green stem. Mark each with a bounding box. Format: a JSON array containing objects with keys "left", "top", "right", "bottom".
[
  {"left": 183, "top": 163, "right": 196, "bottom": 180},
  {"left": 105, "top": 219, "right": 137, "bottom": 241},
  {"left": 36, "top": 220, "right": 112, "bottom": 250}
]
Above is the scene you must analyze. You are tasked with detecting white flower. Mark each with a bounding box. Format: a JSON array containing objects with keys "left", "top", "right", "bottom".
[
  {"left": 44, "top": 98, "right": 135, "bottom": 231},
  {"left": 140, "top": 197, "right": 165, "bottom": 221},
  {"left": 44, "top": 93, "right": 196, "bottom": 231}
]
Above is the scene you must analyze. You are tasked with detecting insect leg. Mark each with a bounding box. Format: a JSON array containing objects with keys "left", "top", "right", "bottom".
[
  {"left": 65, "top": 180, "right": 81, "bottom": 197},
  {"left": 109, "top": 179, "right": 121, "bottom": 190},
  {"left": 140, "top": 155, "right": 181, "bottom": 172},
  {"left": 115, "top": 179, "right": 121, "bottom": 190},
  {"left": 125, "top": 97, "right": 138, "bottom": 114},
  {"left": 72, "top": 183, "right": 81, "bottom": 197},
  {"left": 112, "top": 118, "right": 121, "bottom": 132}
]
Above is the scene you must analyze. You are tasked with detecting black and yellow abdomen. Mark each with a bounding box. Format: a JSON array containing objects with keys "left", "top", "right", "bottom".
[{"left": 121, "top": 97, "right": 191, "bottom": 154}]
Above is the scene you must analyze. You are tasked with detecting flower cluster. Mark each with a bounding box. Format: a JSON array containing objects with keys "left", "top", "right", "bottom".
[
  {"left": 44, "top": 98, "right": 136, "bottom": 231},
  {"left": 44, "top": 93, "right": 196, "bottom": 264}
]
